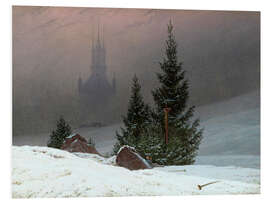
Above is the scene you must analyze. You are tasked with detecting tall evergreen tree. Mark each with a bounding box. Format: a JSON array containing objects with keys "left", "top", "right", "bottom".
[
  {"left": 47, "top": 116, "right": 72, "bottom": 149},
  {"left": 152, "top": 20, "right": 189, "bottom": 125},
  {"left": 113, "top": 75, "right": 151, "bottom": 154},
  {"left": 151, "top": 20, "right": 203, "bottom": 165}
]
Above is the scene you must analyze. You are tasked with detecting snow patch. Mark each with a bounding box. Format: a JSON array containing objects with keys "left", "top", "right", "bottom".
[
  {"left": 66, "top": 133, "right": 78, "bottom": 139},
  {"left": 117, "top": 145, "right": 135, "bottom": 155},
  {"left": 73, "top": 152, "right": 116, "bottom": 165}
]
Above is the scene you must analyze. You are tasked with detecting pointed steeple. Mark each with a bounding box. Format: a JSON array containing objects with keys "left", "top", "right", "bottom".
[
  {"left": 112, "top": 72, "right": 116, "bottom": 93},
  {"left": 102, "top": 24, "right": 105, "bottom": 49},
  {"left": 78, "top": 21, "right": 116, "bottom": 106},
  {"left": 91, "top": 26, "right": 95, "bottom": 71},
  {"left": 97, "top": 20, "right": 101, "bottom": 47},
  {"left": 78, "top": 74, "right": 83, "bottom": 93},
  {"left": 91, "top": 25, "right": 94, "bottom": 48}
]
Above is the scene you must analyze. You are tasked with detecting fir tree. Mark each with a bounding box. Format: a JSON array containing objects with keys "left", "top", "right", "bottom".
[
  {"left": 152, "top": 20, "right": 189, "bottom": 125},
  {"left": 113, "top": 75, "right": 151, "bottom": 154},
  {"left": 47, "top": 116, "right": 72, "bottom": 149},
  {"left": 151, "top": 20, "right": 203, "bottom": 165}
]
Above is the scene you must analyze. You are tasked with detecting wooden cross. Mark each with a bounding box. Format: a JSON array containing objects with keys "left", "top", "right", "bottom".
[{"left": 164, "top": 107, "right": 171, "bottom": 144}]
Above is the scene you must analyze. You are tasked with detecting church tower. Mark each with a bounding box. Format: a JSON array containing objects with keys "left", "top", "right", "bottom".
[
  {"left": 78, "top": 75, "right": 82, "bottom": 94},
  {"left": 78, "top": 25, "right": 116, "bottom": 109},
  {"left": 91, "top": 26, "right": 106, "bottom": 77},
  {"left": 112, "top": 72, "right": 116, "bottom": 94}
]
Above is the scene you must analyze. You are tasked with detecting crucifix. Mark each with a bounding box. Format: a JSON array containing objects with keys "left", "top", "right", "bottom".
[{"left": 164, "top": 106, "right": 171, "bottom": 144}]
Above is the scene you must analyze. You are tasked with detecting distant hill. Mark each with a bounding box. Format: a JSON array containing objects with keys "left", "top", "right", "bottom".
[{"left": 197, "top": 90, "right": 260, "bottom": 156}]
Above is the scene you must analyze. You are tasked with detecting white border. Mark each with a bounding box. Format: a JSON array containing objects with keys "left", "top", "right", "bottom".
[
  {"left": 2, "top": 0, "right": 269, "bottom": 203},
  {"left": 8, "top": 0, "right": 263, "bottom": 11}
]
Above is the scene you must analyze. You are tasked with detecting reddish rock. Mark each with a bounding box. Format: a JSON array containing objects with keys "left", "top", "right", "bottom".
[
  {"left": 116, "top": 146, "right": 152, "bottom": 170},
  {"left": 61, "top": 133, "right": 100, "bottom": 155}
]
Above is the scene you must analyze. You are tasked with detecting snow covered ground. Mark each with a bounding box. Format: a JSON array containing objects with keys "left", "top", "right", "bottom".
[{"left": 12, "top": 146, "right": 260, "bottom": 198}]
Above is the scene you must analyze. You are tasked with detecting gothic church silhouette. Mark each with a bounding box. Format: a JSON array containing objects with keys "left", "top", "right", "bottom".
[{"left": 78, "top": 27, "right": 116, "bottom": 110}]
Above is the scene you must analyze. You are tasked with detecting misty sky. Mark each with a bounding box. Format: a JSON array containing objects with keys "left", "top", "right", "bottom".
[{"left": 12, "top": 6, "right": 260, "bottom": 134}]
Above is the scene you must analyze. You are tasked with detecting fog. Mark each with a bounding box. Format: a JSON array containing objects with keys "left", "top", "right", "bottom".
[{"left": 12, "top": 6, "right": 260, "bottom": 136}]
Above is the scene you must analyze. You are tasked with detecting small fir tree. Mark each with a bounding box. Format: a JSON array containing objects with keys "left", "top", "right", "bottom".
[
  {"left": 113, "top": 75, "right": 151, "bottom": 154},
  {"left": 47, "top": 116, "right": 72, "bottom": 149},
  {"left": 151, "top": 20, "right": 203, "bottom": 165}
]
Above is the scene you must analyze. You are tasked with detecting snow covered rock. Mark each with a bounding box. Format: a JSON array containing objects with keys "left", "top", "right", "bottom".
[
  {"left": 116, "top": 145, "right": 152, "bottom": 170},
  {"left": 61, "top": 133, "right": 100, "bottom": 155}
]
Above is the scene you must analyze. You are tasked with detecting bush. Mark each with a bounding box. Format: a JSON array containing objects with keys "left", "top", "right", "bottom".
[{"left": 47, "top": 116, "right": 72, "bottom": 149}]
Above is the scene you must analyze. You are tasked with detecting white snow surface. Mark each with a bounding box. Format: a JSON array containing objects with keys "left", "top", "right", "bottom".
[{"left": 12, "top": 146, "right": 260, "bottom": 198}]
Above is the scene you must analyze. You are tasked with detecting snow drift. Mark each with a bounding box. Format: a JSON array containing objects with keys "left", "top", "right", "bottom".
[{"left": 12, "top": 146, "right": 260, "bottom": 198}]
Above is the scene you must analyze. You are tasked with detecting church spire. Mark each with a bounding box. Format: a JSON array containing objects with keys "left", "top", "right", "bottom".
[
  {"left": 91, "top": 25, "right": 94, "bottom": 48},
  {"left": 78, "top": 22, "right": 116, "bottom": 109},
  {"left": 78, "top": 74, "right": 83, "bottom": 94},
  {"left": 112, "top": 72, "right": 116, "bottom": 93},
  {"left": 91, "top": 26, "right": 95, "bottom": 71},
  {"left": 102, "top": 24, "right": 105, "bottom": 49},
  {"left": 97, "top": 20, "right": 101, "bottom": 47}
]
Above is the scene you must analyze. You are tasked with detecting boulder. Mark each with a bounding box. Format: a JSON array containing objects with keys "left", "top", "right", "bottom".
[
  {"left": 61, "top": 133, "right": 100, "bottom": 155},
  {"left": 116, "top": 146, "right": 152, "bottom": 170}
]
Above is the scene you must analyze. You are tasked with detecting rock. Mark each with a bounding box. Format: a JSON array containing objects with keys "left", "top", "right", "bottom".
[
  {"left": 61, "top": 133, "right": 100, "bottom": 155},
  {"left": 116, "top": 146, "right": 152, "bottom": 170}
]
